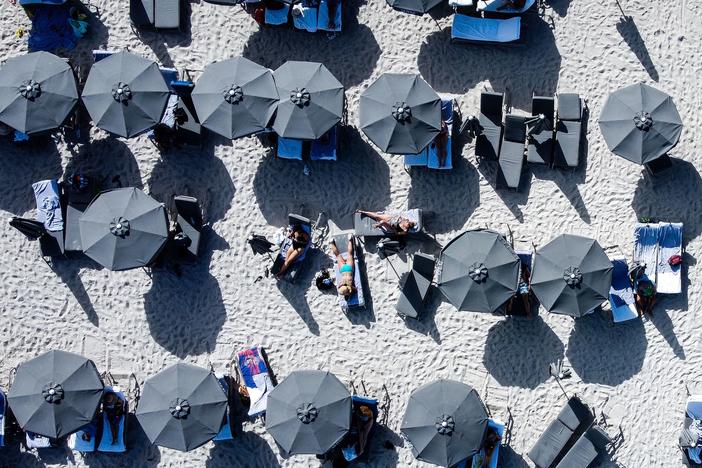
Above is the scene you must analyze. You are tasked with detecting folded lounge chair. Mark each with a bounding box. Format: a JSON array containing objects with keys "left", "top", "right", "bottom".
[
  {"left": 173, "top": 195, "right": 203, "bottom": 260},
  {"left": 354, "top": 209, "right": 423, "bottom": 237},
  {"left": 270, "top": 214, "right": 312, "bottom": 282},
  {"left": 97, "top": 386, "right": 127, "bottom": 453},
  {"left": 341, "top": 395, "right": 379, "bottom": 462},
  {"left": 331, "top": 234, "right": 367, "bottom": 312},
  {"left": 130, "top": 0, "right": 183, "bottom": 30},
  {"left": 608, "top": 257, "right": 638, "bottom": 323},
  {"left": 633, "top": 222, "right": 660, "bottom": 289},
  {"left": 63, "top": 175, "right": 97, "bottom": 252},
  {"left": 657, "top": 222, "right": 683, "bottom": 295},
  {"left": 405, "top": 98, "right": 455, "bottom": 170},
  {"left": 497, "top": 115, "right": 527, "bottom": 190},
  {"left": 237, "top": 347, "right": 273, "bottom": 418},
  {"left": 553, "top": 93, "right": 584, "bottom": 168},
  {"left": 527, "top": 95, "right": 555, "bottom": 165},
  {"left": 396, "top": 253, "right": 435, "bottom": 319},
  {"left": 451, "top": 15, "right": 522, "bottom": 45},
  {"left": 681, "top": 395, "right": 702, "bottom": 466},
  {"left": 475, "top": 92, "right": 504, "bottom": 160}
]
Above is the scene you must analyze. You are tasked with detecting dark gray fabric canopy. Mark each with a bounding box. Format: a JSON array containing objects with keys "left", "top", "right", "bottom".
[
  {"left": 266, "top": 370, "right": 351, "bottom": 455},
  {"left": 135, "top": 362, "right": 228, "bottom": 452},
  {"left": 192, "top": 57, "right": 279, "bottom": 139},
  {"left": 386, "top": 0, "right": 443, "bottom": 14},
  {"left": 82, "top": 51, "right": 170, "bottom": 138},
  {"left": 79, "top": 187, "right": 168, "bottom": 271},
  {"left": 531, "top": 234, "right": 613, "bottom": 317},
  {"left": 8, "top": 350, "right": 103, "bottom": 439},
  {"left": 0, "top": 52, "right": 78, "bottom": 135},
  {"left": 401, "top": 379, "right": 489, "bottom": 467},
  {"left": 272, "top": 61, "right": 344, "bottom": 140},
  {"left": 437, "top": 229, "right": 520, "bottom": 313},
  {"left": 598, "top": 83, "right": 683, "bottom": 165},
  {"left": 360, "top": 73, "right": 441, "bottom": 154}
]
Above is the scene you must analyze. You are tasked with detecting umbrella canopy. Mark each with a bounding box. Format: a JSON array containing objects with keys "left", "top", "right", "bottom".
[
  {"left": 8, "top": 350, "right": 104, "bottom": 439},
  {"left": 192, "top": 57, "right": 279, "bottom": 139},
  {"left": 266, "top": 370, "right": 351, "bottom": 455},
  {"left": 598, "top": 83, "right": 683, "bottom": 165},
  {"left": 135, "top": 363, "right": 228, "bottom": 452},
  {"left": 401, "top": 379, "right": 489, "bottom": 467},
  {"left": 386, "top": 0, "right": 443, "bottom": 14},
  {"left": 82, "top": 51, "right": 170, "bottom": 138},
  {"left": 360, "top": 73, "right": 441, "bottom": 154},
  {"left": 531, "top": 234, "right": 613, "bottom": 317},
  {"left": 272, "top": 61, "right": 344, "bottom": 140},
  {"left": 437, "top": 229, "right": 520, "bottom": 313},
  {"left": 0, "top": 52, "right": 78, "bottom": 135},
  {"left": 79, "top": 187, "right": 168, "bottom": 271}
]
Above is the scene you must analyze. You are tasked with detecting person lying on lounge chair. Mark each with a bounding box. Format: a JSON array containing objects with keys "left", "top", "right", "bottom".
[
  {"left": 331, "top": 236, "right": 356, "bottom": 298},
  {"left": 102, "top": 391, "right": 125, "bottom": 445},
  {"left": 483, "top": 426, "right": 502, "bottom": 466},
  {"left": 276, "top": 224, "right": 310, "bottom": 278},
  {"left": 435, "top": 120, "right": 449, "bottom": 168},
  {"left": 355, "top": 210, "right": 416, "bottom": 235}
]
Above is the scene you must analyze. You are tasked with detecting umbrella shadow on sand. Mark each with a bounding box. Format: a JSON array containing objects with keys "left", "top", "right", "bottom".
[
  {"left": 566, "top": 312, "right": 647, "bottom": 386},
  {"left": 65, "top": 137, "right": 144, "bottom": 190},
  {"left": 417, "top": 14, "right": 561, "bottom": 111},
  {"left": 206, "top": 432, "right": 280, "bottom": 468},
  {"left": 483, "top": 316, "right": 565, "bottom": 389},
  {"left": 242, "top": 1, "right": 380, "bottom": 88}
]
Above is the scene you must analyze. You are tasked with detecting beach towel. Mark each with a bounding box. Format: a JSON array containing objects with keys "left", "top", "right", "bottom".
[
  {"left": 69, "top": 420, "right": 98, "bottom": 452},
  {"left": 97, "top": 387, "right": 127, "bottom": 452},
  {"left": 27, "top": 4, "right": 79, "bottom": 52},
  {"left": 292, "top": 3, "right": 318, "bottom": 32},
  {"left": 633, "top": 223, "right": 660, "bottom": 286},
  {"left": 32, "top": 180, "right": 63, "bottom": 232},
  {"left": 687, "top": 398, "right": 702, "bottom": 464},
  {"left": 265, "top": 3, "right": 289, "bottom": 25},
  {"left": 317, "top": 0, "right": 341, "bottom": 32},
  {"left": 331, "top": 235, "right": 365, "bottom": 311},
  {"left": 310, "top": 127, "right": 337, "bottom": 160},
  {"left": 657, "top": 222, "right": 683, "bottom": 294},
  {"left": 452, "top": 15, "right": 520, "bottom": 43},
  {"left": 277, "top": 137, "right": 303, "bottom": 160},
  {"left": 238, "top": 348, "right": 272, "bottom": 417},
  {"left": 609, "top": 257, "right": 638, "bottom": 323}
]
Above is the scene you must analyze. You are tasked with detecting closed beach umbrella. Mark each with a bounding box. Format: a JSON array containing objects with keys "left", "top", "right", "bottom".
[
  {"left": 360, "top": 73, "right": 441, "bottom": 154},
  {"left": 599, "top": 83, "right": 683, "bottom": 165},
  {"left": 437, "top": 229, "right": 520, "bottom": 313},
  {"left": 79, "top": 187, "right": 168, "bottom": 271},
  {"left": 8, "top": 350, "right": 103, "bottom": 439},
  {"left": 386, "top": 0, "right": 443, "bottom": 14},
  {"left": 136, "top": 363, "right": 228, "bottom": 452},
  {"left": 401, "top": 379, "right": 488, "bottom": 467},
  {"left": 272, "top": 61, "right": 344, "bottom": 140},
  {"left": 192, "top": 57, "right": 279, "bottom": 139},
  {"left": 266, "top": 370, "right": 351, "bottom": 455},
  {"left": 0, "top": 52, "right": 78, "bottom": 134},
  {"left": 531, "top": 234, "right": 613, "bottom": 317},
  {"left": 82, "top": 51, "right": 170, "bottom": 138}
]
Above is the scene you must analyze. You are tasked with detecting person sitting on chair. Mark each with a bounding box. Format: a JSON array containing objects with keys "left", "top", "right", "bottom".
[
  {"left": 330, "top": 237, "right": 356, "bottom": 299},
  {"left": 356, "top": 210, "right": 416, "bottom": 235},
  {"left": 276, "top": 224, "right": 310, "bottom": 278}
]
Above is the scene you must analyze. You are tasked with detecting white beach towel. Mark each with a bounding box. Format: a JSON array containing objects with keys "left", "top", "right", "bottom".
[
  {"left": 32, "top": 180, "right": 63, "bottom": 232},
  {"left": 451, "top": 15, "right": 520, "bottom": 43},
  {"left": 656, "top": 222, "right": 683, "bottom": 294},
  {"left": 633, "top": 223, "right": 659, "bottom": 285}
]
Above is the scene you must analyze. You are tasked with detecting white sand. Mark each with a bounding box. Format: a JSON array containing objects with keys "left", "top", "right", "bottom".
[{"left": 1, "top": 0, "right": 701, "bottom": 466}]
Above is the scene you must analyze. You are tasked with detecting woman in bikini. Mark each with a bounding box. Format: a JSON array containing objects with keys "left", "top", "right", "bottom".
[
  {"left": 276, "top": 224, "right": 310, "bottom": 278},
  {"left": 331, "top": 237, "right": 356, "bottom": 299},
  {"left": 356, "top": 210, "right": 416, "bottom": 235}
]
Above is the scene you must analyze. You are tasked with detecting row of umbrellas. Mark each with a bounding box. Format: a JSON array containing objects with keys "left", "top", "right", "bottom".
[
  {"left": 437, "top": 230, "right": 613, "bottom": 317},
  {"left": 7, "top": 350, "right": 489, "bottom": 466}
]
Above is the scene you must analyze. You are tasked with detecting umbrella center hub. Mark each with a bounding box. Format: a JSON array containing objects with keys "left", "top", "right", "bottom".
[
  {"left": 109, "top": 217, "right": 131, "bottom": 237},
  {"left": 290, "top": 88, "right": 311, "bottom": 107},
  {"left": 392, "top": 101, "right": 411, "bottom": 122},
  {"left": 435, "top": 414, "right": 455, "bottom": 435},
  {"left": 112, "top": 82, "right": 133, "bottom": 103},
  {"left": 223, "top": 84, "right": 244, "bottom": 104},
  {"left": 169, "top": 398, "right": 191, "bottom": 419},
  {"left": 19, "top": 79, "right": 41, "bottom": 100},
  {"left": 634, "top": 111, "right": 653, "bottom": 131},
  {"left": 563, "top": 266, "right": 583, "bottom": 286},
  {"left": 468, "top": 262, "right": 489, "bottom": 282},
  {"left": 42, "top": 382, "right": 65, "bottom": 404},
  {"left": 296, "top": 403, "right": 319, "bottom": 424}
]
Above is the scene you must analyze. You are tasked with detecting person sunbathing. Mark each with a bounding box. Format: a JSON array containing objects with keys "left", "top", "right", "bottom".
[
  {"left": 331, "top": 237, "right": 356, "bottom": 299},
  {"left": 356, "top": 210, "right": 416, "bottom": 235},
  {"left": 435, "top": 120, "right": 449, "bottom": 168},
  {"left": 102, "top": 391, "right": 125, "bottom": 445},
  {"left": 276, "top": 224, "right": 310, "bottom": 278}
]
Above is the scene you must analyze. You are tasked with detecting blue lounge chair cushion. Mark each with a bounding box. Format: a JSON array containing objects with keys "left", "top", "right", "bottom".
[
  {"left": 265, "top": 3, "right": 290, "bottom": 25},
  {"left": 277, "top": 137, "right": 303, "bottom": 160},
  {"left": 466, "top": 419, "right": 505, "bottom": 468},
  {"left": 427, "top": 98, "right": 454, "bottom": 170},
  {"left": 452, "top": 15, "right": 521, "bottom": 43},
  {"left": 609, "top": 258, "right": 638, "bottom": 323},
  {"left": 404, "top": 151, "right": 428, "bottom": 167},
  {"left": 317, "top": 0, "right": 341, "bottom": 31},
  {"left": 71, "top": 420, "right": 98, "bottom": 452},
  {"left": 633, "top": 223, "right": 660, "bottom": 285},
  {"left": 97, "top": 387, "right": 127, "bottom": 452},
  {"left": 213, "top": 377, "right": 233, "bottom": 441},
  {"left": 310, "top": 127, "right": 337, "bottom": 161}
]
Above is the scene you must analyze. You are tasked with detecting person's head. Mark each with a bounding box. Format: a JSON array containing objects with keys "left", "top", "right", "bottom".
[
  {"left": 358, "top": 405, "right": 373, "bottom": 421},
  {"left": 103, "top": 391, "right": 117, "bottom": 406},
  {"left": 338, "top": 282, "right": 356, "bottom": 298},
  {"left": 398, "top": 218, "right": 416, "bottom": 233},
  {"left": 291, "top": 224, "right": 308, "bottom": 242}
]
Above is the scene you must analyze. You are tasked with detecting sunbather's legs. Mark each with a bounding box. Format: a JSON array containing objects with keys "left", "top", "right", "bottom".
[
  {"left": 347, "top": 238, "right": 355, "bottom": 269},
  {"left": 330, "top": 239, "right": 346, "bottom": 267},
  {"left": 278, "top": 246, "right": 302, "bottom": 277},
  {"left": 357, "top": 210, "right": 391, "bottom": 223}
]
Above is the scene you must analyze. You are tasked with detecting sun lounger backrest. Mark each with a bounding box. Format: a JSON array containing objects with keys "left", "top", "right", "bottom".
[
  {"left": 154, "top": 0, "right": 181, "bottom": 29},
  {"left": 412, "top": 252, "right": 436, "bottom": 280},
  {"left": 557, "top": 93, "right": 582, "bottom": 121},
  {"left": 174, "top": 196, "right": 203, "bottom": 230},
  {"left": 503, "top": 115, "right": 527, "bottom": 143},
  {"left": 481, "top": 92, "right": 503, "bottom": 124},
  {"left": 533, "top": 96, "right": 555, "bottom": 121},
  {"left": 687, "top": 397, "right": 702, "bottom": 420}
]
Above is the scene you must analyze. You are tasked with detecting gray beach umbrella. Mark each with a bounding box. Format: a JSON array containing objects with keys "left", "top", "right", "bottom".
[
  {"left": 0, "top": 52, "right": 78, "bottom": 134},
  {"left": 8, "top": 350, "right": 103, "bottom": 439},
  {"left": 437, "top": 229, "right": 520, "bottom": 313},
  {"left": 79, "top": 187, "right": 168, "bottom": 271},
  {"left": 531, "top": 234, "right": 613, "bottom": 317},
  {"left": 401, "top": 379, "right": 489, "bottom": 467},
  {"left": 272, "top": 61, "right": 344, "bottom": 140},
  {"left": 81, "top": 51, "right": 170, "bottom": 138},
  {"left": 266, "top": 370, "right": 351, "bottom": 455},
  {"left": 135, "top": 363, "right": 228, "bottom": 452},
  {"left": 386, "top": 0, "right": 443, "bottom": 14},
  {"left": 599, "top": 83, "right": 683, "bottom": 165},
  {"left": 360, "top": 73, "right": 441, "bottom": 154},
  {"left": 192, "top": 57, "right": 279, "bottom": 139}
]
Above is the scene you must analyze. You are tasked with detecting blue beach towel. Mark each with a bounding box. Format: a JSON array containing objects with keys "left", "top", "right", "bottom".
[
  {"left": 71, "top": 420, "right": 98, "bottom": 452},
  {"left": 657, "top": 222, "right": 683, "bottom": 294},
  {"left": 277, "top": 137, "right": 303, "bottom": 160},
  {"left": 32, "top": 180, "right": 63, "bottom": 232},
  {"left": 265, "top": 3, "right": 289, "bottom": 25},
  {"left": 427, "top": 98, "right": 454, "bottom": 170},
  {"left": 633, "top": 223, "right": 660, "bottom": 285},
  {"left": 317, "top": 0, "right": 341, "bottom": 32},
  {"left": 26, "top": 4, "right": 79, "bottom": 52},
  {"left": 609, "top": 258, "right": 638, "bottom": 323},
  {"left": 97, "top": 387, "right": 127, "bottom": 453},
  {"left": 310, "top": 127, "right": 337, "bottom": 161}
]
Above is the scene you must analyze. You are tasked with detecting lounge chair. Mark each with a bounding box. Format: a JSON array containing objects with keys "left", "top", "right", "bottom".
[
  {"left": 310, "top": 126, "right": 338, "bottom": 161},
  {"left": 527, "top": 396, "right": 594, "bottom": 468},
  {"left": 341, "top": 395, "right": 379, "bottom": 462},
  {"left": 633, "top": 222, "right": 660, "bottom": 289},
  {"left": 451, "top": 15, "right": 522, "bottom": 45},
  {"left": 354, "top": 209, "right": 423, "bottom": 237},
  {"left": 527, "top": 95, "right": 555, "bottom": 165},
  {"left": 554, "top": 425, "right": 611, "bottom": 468},
  {"left": 173, "top": 196, "right": 203, "bottom": 260},
  {"left": 331, "top": 233, "right": 367, "bottom": 312},
  {"left": 553, "top": 93, "right": 584, "bottom": 168},
  {"left": 608, "top": 257, "right": 638, "bottom": 323},
  {"left": 505, "top": 250, "right": 535, "bottom": 316},
  {"left": 32, "top": 179, "right": 65, "bottom": 257},
  {"left": 70, "top": 420, "right": 98, "bottom": 453},
  {"left": 276, "top": 137, "right": 304, "bottom": 160},
  {"left": 237, "top": 347, "right": 273, "bottom": 418},
  {"left": 475, "top": 92, "right": 504, "bottom": 160},
  {"left": 681, "top": 395, "right": 702, "bottom": 466},
  {"left": 97, "top": 386, "right": 127, "bottom": 452},
  {"left": 130, "top": 0, "right": 183, "bottom": 31},
  {"left": 270, "top": 214, "right": 312, "bottom": 282},
  {"left": 497, "top": 115, "right": 527, "bottom": 190},
  {"left": 292, "top": 3, "right": 318, "bottom": 32},
  {"left": 265, "top": 3, "right": 290, "bottom": 26},
  {"left": 213, "top": 373, "right": 233, "bottom": 441},
  {"left": 317, "top": 0, "right": 342, "bottom": 32},
  {"left": 396, "top": 253, "right": 435, "bottom": 319},
  {"left": 404, "top": 98, "right": 455, "bottom": 170},
  {"left": 170, "top": 80, "right": 203, "bottom": 147},
  {"left": 20, "top": 0, "right": 88, "bottom": 52},
  {"left": 657, "top": 222, "right": 683, "bottom": 294},
  {"left": 63, "top": 175, "right": 97, "bottom": 252}
]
